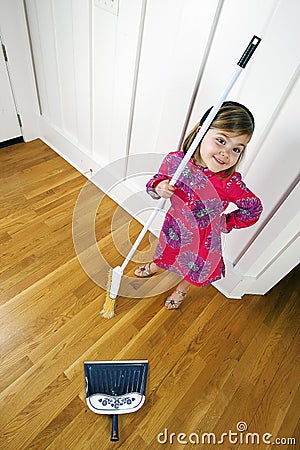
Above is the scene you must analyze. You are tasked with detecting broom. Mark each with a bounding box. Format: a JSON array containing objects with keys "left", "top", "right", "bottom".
[{"left": 101, "top": 35, "right": 261, "bottom": 318}]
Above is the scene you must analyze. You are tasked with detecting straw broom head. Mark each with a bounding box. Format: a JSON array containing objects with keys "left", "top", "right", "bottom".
[{"left": 101, "top": 268, "right": 116, "bottom": 318}]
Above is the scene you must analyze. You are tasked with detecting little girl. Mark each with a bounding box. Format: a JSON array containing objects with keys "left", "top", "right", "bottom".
[{"left": 135, "top": 101, "right": 263, "bottom": 309}]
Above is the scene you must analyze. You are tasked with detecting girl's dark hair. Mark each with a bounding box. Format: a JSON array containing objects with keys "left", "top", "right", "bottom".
[{"left": 182, "top": 101, "right": 255, "bottom": 177}]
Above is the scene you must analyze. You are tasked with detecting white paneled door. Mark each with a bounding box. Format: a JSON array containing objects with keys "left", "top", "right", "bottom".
[{"left": 0, "top": 36, "right": 21, "bottom": 143}]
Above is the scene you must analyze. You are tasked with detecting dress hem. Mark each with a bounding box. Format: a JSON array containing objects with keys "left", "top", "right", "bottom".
[{"left": 153, "top": 259, "right": 224, "bottom": 288}]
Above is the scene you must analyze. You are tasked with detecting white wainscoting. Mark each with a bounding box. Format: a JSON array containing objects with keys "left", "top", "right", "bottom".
[{"left": 1, "top": 0, "right": 299, "bottom": 297}]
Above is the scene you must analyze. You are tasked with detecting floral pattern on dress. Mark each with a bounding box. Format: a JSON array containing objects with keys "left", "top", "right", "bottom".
[
  {"left": 176, "top": 250, "right": 212, "bottom": 283},
  {"left": 183, "top": 198, "right": 223, "bottom": 229},
  {"left": 175, "top": 165, "right": 208, "bottom": 195},
  {"left": 161, "top": 216, "right": 192, "bottom": 249},
  {"left": 153, "top": 241, "right": 164, "bottom": 260},
  {"left": 204, "top": 228, "right": 222, "bottom": 253},
  {"left": 235, "top": 197, "right": 263, "bottom": 221},
  {"left": 147, "top": 151, "right": 263, "bottom": 287},
  {"left": 165, "top": 153, "right": 182, "bottom": 176},
  {"left": 225, "top": 173, "right": 251, "bottom": 193}
]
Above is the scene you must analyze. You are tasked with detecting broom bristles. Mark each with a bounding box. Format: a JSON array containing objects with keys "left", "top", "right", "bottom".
[
  {"left": 101, "top": 296, "right": 115, "bottom": 318},
  {"left": 101, "top": 268, "right": 116, "bottom": 318}
]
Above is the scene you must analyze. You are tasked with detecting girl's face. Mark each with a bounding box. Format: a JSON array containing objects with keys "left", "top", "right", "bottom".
[{"left": 197, "top": 128, "right": 251, "bottom": 173}]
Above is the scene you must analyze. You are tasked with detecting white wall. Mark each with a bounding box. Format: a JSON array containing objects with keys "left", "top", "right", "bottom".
[{"left": 1, "top": 0, "right": 299, "bottom": 297}]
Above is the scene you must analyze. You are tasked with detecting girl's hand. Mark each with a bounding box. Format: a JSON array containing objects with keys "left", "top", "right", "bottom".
[{"left": 155, "top": 180, "right": 175, "bottom": 199}]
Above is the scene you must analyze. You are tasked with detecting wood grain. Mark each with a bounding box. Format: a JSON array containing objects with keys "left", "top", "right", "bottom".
[{"left": 0, "top": 140, "right": 298, "bottom": 449}]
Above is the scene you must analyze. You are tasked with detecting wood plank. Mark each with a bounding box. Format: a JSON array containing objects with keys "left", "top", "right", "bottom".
[{"left": 0, "top": 140, "right": 298, "bottom": 449}]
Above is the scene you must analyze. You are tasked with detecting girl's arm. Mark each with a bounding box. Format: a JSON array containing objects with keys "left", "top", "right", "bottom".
[
  {"left": 146, "top": 175, "right": 173, "bottom": 199},
  {"left": 221, "top": 173, "right": 263, "bottom": 233},
  {"left": 146, "top": 152, "right": 176, "bottom": 199}
]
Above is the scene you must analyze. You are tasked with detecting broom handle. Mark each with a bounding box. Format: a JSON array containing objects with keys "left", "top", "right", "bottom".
[
  {"left": 120, "top": 197, "right": 165, "bottom": 271},
  {"left": 120, "top": 35, "right": 261, "bottom": 273},
  {"left": 169, "top": 35, "right": 261, "bottom": 186}
]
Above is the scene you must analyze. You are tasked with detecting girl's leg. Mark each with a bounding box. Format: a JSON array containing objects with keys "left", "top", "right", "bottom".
[{"left": 165, "top": 279, "right": 190, "bottom": 310}]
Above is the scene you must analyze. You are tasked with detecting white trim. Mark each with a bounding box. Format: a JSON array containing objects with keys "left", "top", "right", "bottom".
[
  {"left": 212, "top": 259, "right": 244, "bottom": 299},
  {"left": 212, "top": 283, "right": 242, "bottom": 300}
]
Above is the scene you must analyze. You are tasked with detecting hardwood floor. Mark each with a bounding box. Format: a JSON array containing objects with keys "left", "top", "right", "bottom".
[{"left": 0, "top": 140, "right": 299, "bottom": 449}]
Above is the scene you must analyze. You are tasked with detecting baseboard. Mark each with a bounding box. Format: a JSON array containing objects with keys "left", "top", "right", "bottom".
[
  {"left": 212, "top": 282, "right": 242, "bottom": 299},
  {"left": 38, "top": 118, "right": 163, "bottom": 236},
  {"left": 0, "top": 136, "right": 24, "bottom": 149}
]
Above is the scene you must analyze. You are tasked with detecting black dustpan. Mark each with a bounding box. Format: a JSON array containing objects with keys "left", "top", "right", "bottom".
[{"left": 84, "top": 360, "right": 148, "bottom": 442}]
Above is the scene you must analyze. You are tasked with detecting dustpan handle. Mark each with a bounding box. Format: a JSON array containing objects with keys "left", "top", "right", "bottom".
[{"left": 110, "top": 414, "right": 119, "bottom": 442}]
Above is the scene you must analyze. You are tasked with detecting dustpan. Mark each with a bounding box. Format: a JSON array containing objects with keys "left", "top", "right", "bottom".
[{"left": 84, "top": 360, "right": 148, "bottom": 442}]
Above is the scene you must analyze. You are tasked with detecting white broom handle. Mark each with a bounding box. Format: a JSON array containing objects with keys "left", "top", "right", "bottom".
[
  {"left": 170, "top": 35, "right": 261, "bottom": 185},
  {"left": 120, "top": 66, "right": 240, "bottom": 272},
  {"left": 120, "top": 36, "right": 261, "bottom": 273},
  {"left": 120, "top": 198, "right": 165, "bottom": 271},
  {"left": 119, "top": 64, "right": 240, "bottom": 271},
  {"left": 168, "top": 66, "right": 243, "bottom": 186}
]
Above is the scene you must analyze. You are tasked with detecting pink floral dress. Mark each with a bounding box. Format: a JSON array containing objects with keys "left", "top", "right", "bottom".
[{"left": 146, "top": 151, "right": 263, "bottom": 287}]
